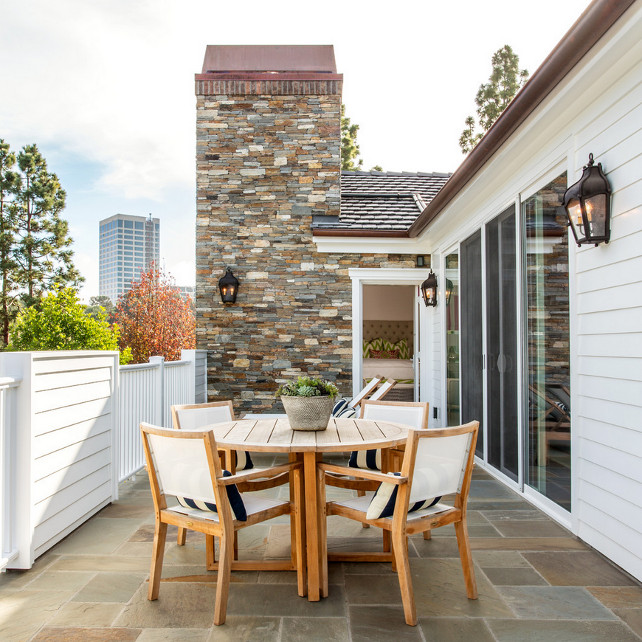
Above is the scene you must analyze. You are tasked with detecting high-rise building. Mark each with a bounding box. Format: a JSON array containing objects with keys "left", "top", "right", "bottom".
[{"left": 99, "top": 213, "right": 160, "bottom": 303}]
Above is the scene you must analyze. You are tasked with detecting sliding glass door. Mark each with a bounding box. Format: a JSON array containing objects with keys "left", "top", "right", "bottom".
[
  {"left": 486, "top": 206, "right": 519, "bottom": 481},
  {"left": 460, "top": 231, "right": 484, "bottom": 456},
  {"left": 523, "top": 172, "right": 571, "bottom": 510}
]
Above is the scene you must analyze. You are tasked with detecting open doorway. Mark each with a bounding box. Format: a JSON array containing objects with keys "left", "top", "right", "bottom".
[{"left": 362, "top": 284, "right": 416, "bottom": 401}]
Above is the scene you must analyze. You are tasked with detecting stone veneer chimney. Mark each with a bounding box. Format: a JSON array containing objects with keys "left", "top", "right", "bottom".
[{"left": 195, "top": 45, "right": 346, "bottom": 411}]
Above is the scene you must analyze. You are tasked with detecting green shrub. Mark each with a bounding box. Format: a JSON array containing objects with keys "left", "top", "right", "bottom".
[{"left": 7, "top": 288, "right": 132, "bottom": 365}]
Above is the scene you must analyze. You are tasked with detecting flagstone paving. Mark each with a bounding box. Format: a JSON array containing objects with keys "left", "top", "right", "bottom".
[{"left": 1, "top": 460, "right": 641, "bottom": 641}]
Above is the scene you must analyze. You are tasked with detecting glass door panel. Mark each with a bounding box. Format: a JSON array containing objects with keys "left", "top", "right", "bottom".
[
  {"left": 486, "top": 206, "right": 519, "bottom": 481},
  {"left": 460, "top": 230, "right": 484, "bottom": 456},
  {"left": 523, "top": 172, "right": 571, "bottom": 511},
  {"left": 445, "top": 252, "right": 460, "bottom": 426}
]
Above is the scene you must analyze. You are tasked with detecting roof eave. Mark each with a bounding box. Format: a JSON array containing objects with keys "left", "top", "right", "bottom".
[
  {"left": 407, "top": 0, "right": 636, "bottom": 239},
  {"left": 312, "top": 229, "right": 410, "bottom": 238}
]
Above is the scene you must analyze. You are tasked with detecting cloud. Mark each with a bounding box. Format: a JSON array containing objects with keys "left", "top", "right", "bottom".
[{"left": 0, "top": 0, "right": 196, "bottom": 199}]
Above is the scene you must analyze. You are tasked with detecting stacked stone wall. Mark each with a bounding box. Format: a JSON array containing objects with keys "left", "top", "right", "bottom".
[{"left": 195, "top": 83, "right": 412, "bottom": 412}]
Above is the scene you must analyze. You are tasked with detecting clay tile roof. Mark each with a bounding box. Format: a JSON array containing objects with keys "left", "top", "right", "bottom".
[{"left": 313, "top": 171, "right": 451, "bottom": 232}]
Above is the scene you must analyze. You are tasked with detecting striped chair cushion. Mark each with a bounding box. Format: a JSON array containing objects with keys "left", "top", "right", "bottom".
[
  {"left": 366, "top": 472, "right": 441, "bottom": 520},
  {"left": 348, "top": 448, "right": 381, "bottom": 470},
  {"left": 332, "top": 398, "right": 357, "bottom": 418},
  {"left": 176, "top": 470, "right": 247, "bottom": 521},
  {"left": 233, "top": 450, "right": 253, "bottom": 471}
]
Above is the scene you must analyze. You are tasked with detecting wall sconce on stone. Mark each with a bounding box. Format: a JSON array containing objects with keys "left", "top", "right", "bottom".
[
  {"left": 218, "top": 268, "right": 239, "bottom": 304},
  {"left": 563, "top": 153, "right": 612, "bottom": 246},
  {"left": 420, "top": 270, "right": 438, "bottom": 307}
]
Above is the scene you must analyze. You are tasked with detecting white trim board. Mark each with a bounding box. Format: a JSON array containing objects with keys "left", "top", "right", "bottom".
[{"left": 350, "top": 268, "right": 430, "bottom": 401}]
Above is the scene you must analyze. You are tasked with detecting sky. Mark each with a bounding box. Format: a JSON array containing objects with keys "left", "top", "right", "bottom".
[{"left": 0, "top": 0, "right": 592, "bottom": 300}]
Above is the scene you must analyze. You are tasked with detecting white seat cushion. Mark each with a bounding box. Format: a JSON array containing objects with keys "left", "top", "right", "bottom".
[
  {"left": 169, "top": 495, "right": 288, "bottom": 522},
  {"left": 332, "top": 494, "right": 452, "bottom": 521}
]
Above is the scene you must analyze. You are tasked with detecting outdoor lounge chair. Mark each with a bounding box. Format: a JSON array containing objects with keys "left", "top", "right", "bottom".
[
  {"left": 318, "top": 421, "right": 479, "bottom": 625},
  {"left": 332, "top": 376, "right": 382, "bottom": 417},
  {"left": 140, "top": 423, "right": 304, "bottom": 626}
]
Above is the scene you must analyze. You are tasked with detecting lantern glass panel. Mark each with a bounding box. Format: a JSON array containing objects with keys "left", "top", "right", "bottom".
[
  {"left": 586, "top": 193, "right": 606, "bottom": 238},
  {"left": 567, "top": 198, "right": 583, "bottom": 236}
]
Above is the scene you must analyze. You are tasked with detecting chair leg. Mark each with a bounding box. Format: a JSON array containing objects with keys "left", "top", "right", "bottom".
[
  {"left": 148, "top": 520, "right": 168, "bottom": 600},
  {"left": 358, "top": 487, "right": 370, "bottom": 527},
  {"left": 177, "top": 527, "right": 186, "bottom": 546},
  {"left": 392, "top": 528, "right": 416, "bottom": 626},
  {"left": 383, "top": 529, "right": 391, "bottom": 553},
  {"left": 454, "top": 519, "right": 478, "bottom": 599},
  {"left": 206, "top": 534, "right": 216, "bottom": 569},
  {"left": 213, "top": 525, "right": 234, "bottom": 626},
  {"left": 423, "top": 529, "right": 432, "bottom": 540}
]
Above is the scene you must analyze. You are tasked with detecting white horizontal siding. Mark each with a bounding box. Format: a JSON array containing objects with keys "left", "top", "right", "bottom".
[
  {"left": 573, "top": 22, "right": 642, "bottom": 581},
  {"left": 578, "top": 332, "right": 642, "bottom": 358}
]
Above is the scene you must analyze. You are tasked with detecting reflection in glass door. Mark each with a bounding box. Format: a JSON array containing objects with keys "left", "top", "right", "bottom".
[
  {"left": 460, "top": 231, "right": 484, "bottom": 456},
  {"left": 445, "top": 252, "right": 460, "bottom": 426},
  {"left": 486, "top": 206, "right": 519, "bottom": 481},
  {"left": 523, "top": 172, "right": 571, "bottom": 511}
]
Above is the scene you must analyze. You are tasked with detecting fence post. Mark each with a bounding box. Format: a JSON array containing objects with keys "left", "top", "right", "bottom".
[
  {"left": 181, "top": 349, "right": 196, "bottom": 403},
  {"left": 149, "top": 356, "right": 165, "bottom": 426}
]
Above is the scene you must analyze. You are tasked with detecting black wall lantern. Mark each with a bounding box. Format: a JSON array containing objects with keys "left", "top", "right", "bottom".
[
  {"left": 445, "top": 279, "right": 454, "bottom": 307},
  {"left": 563, "top": 153, "right": 612, "bottom": 246},
  {"left": 218, "top": 268, "right": 239, "bottom": 304},
  {"left": 420, "top": 270, "right": 438, "bottom": 307}
]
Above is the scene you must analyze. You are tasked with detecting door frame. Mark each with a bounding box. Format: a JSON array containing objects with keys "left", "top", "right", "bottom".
[{"left": 349, "top": 268, "right": 430, "bottom": 403}]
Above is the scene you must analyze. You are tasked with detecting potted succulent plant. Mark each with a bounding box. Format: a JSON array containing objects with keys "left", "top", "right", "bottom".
[{"left": 276, "top": 376, "right": 339, "bottom": 431}]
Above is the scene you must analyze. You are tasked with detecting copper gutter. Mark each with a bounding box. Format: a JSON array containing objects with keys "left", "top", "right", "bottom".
[{"left": 407, "top": 0, "right": 636, "bottom": 238}]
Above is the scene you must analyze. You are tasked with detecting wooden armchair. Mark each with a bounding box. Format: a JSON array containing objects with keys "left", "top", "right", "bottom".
[
  {"left": 318, "top": 421, "right": 479, "bottom": 625},
  {"left": 140, "top": 423, "right": 305, "bottom": 625},
  {"left": 171, "top": 401, "right": 291, "bottom": 552}
]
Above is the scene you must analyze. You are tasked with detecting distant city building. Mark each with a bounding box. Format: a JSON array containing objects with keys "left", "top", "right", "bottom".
[
  {"left": 175, "top": 285, "right": 195, "bottom": 302},
  {"left": 99, "top": 213, "right": 160, "bottom": 303}
]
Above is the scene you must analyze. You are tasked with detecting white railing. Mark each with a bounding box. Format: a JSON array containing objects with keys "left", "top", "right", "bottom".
[
  {"left": 0, "top": 377, "right": 21, "bottom": 571},
  {"left": 118, "top": 350, "right": 206, "bottom": 481}
]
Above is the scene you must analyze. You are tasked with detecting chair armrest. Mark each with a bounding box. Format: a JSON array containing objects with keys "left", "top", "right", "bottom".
[
  {"left": 318, "top": 462, "right": 407, "bottom": 485},
  {"left": 218, "top": 462, "right": 300, "bottom": 485}
]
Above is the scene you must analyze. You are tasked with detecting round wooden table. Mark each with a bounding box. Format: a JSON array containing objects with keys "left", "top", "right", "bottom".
[{"left": 210, "top": 416, "right": 411, "bottom": 601}]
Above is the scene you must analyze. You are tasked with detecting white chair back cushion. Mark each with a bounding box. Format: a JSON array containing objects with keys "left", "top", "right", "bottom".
[
  {"left": 409, "top": 433, "right": 471, "bottom": 503},
  {"left": 362, "top": 403, "right": 425, "bottom": 429},
  {"left": 175, "top": 405, "right": 233, "bottom": 430},
  {"left": 148, "top": 433, "right": 217, "bottom": 504}
]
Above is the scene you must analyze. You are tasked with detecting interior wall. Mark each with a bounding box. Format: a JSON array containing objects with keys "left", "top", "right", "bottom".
[{"left": 363, "top": 285, "right": 414, "bottom": 320}]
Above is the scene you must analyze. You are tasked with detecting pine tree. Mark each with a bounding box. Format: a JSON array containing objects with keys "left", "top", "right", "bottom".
[
  {"left": 0, "top": 140, "right": 21, "bottom": 345},
  {"left": 341, "top": 105, "right": 364, "bottom": 171},
  {"left": 459, "top": 45, "right": 529, "bottom": 154},
  {"left": 13, "top": 144, "right": 83, "bottom": 307}
]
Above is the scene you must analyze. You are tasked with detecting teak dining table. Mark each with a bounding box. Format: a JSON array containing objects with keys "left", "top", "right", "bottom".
[{"left": 209, "top": 415, "right": 411, "bottom": 601}]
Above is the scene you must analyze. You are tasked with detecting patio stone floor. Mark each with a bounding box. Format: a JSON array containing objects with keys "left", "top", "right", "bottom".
[{"left": 1, "top": 457, "right": 641, "bottom": 641}]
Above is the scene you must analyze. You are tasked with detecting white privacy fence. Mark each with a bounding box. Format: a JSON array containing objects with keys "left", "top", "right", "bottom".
[
  {"left": 0, "top": 377, "right": 20, "bottom": 571},
  {"left": 0, "top": 349, "right": 207, "bottom": 569},
  {"left": 118, "top": 350, "right": 206, "bottom": 482}
]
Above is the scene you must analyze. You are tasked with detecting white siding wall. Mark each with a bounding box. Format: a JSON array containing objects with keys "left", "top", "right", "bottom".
[
  {"left": 572, "top": 43, "right": 642, "bottom": 580},
  {"left": 0, "top": 352, "right": 119, "bottom": 568},
  {"left": 416, "top": 3, "right": 642, "bottom": 580}
]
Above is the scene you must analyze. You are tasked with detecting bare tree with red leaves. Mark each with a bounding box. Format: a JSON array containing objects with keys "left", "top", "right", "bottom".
[{"left": 115, "top": 265, "right": 195, "bottom": 364}]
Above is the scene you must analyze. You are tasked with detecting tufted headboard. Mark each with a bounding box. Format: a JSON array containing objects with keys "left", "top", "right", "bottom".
[{"left": 363, "top": 320, "right": 414, "bottom": 347}]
